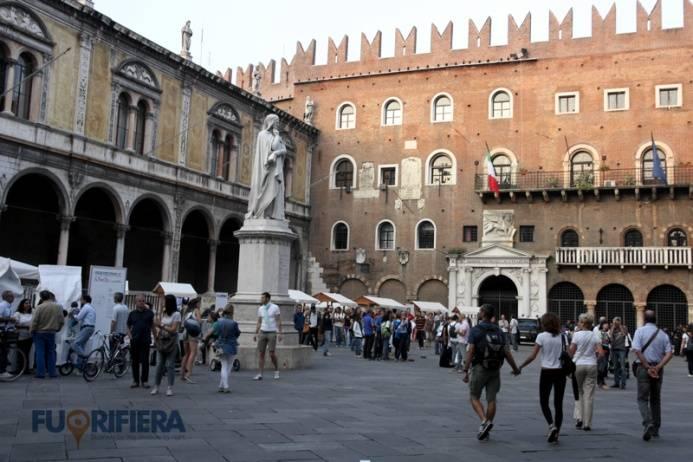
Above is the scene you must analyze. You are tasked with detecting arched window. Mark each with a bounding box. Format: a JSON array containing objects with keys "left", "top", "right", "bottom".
[
  {"left": 334, "top": 158, "right": 354, "bottom": 188},
  {"left": 490, "top": 90, "right": 512, "bottom": 119},
  {"left": 222, "top": 134, "right": 234, "bottom": 181},
  {"left": 115, "top": 93, "right": 130, "bottom": 150},
  {"left": 377, "top": 221, "right": 395, "bottom": 250},
  {"left": 667, "top": 228, "right": 687, "bottom": 247},
  {"left": 430, "top": 153, "right": 453, "bottom": 185},
  {"left": 624, "top": 229, "right": 643, "bottom": 247},
  {"left": 492, "top": 154, "right": 513, "bottom": 187},
  {"left": 561, "top": 229, "right": 579, "bottom": 247},
  {"left": 133, "top": 100, "right": 148, "bottom": 155},
  {"left": 13, "top": 53, "right": 35, "bottom": 120},
  {"left": 417, "top": 220, "right": 435, "bottom": 249},
  {"left": 337, "top": 104, "right": 355, "bottom": 129},
  {"left": 641, "top": 147, "right": 666, "bottom": 184},
  {"left": 332, "top": 222, "right": 349, "bottom": 251},
  {"left": 570, "top": 151, "right": 594, "bottom": 187},
  {"left": 0, "top": 46, "right": 8, "bottom": 112},
  {"left": 383, "top": 99, "right": 402, "bottom": 126},
  {"left": 432, "top": 94, "right": 452, "bottom": 122}
]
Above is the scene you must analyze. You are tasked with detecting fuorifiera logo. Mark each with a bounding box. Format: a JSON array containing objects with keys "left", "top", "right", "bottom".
[{"left": 32, "top": 409, "right": 186, "bottom": 447}]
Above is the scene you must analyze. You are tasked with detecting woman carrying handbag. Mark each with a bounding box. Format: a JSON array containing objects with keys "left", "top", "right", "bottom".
[{"left": 151, "top": 295, "right": 181, "bottom": 397}]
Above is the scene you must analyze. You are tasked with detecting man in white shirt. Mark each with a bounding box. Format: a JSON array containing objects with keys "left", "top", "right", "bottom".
[
  {"left": 509, "top": 316, "right": 519, "bottom": 351},
  {"left": 253, "top": 292, "right": 282, "bottom": 380},
  {"left": 453, "top": 314, "right": 471, "bottom": 372},
  {"left": 0, "top": 291, "right": 16, "bottom": 379},
  {"left": 74, "top": 294, "right": 97, "bottom": 370},
  {"left": 110, "top": 292, "right": 129, "bottom": 336}
]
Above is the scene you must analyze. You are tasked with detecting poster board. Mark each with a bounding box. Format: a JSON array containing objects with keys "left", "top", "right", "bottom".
[
  {"left": 88, "top": 266, "right": 127, "bottom": 350},
  {"left": 215, "top": 293, "right": 229, "bottom": 310}
]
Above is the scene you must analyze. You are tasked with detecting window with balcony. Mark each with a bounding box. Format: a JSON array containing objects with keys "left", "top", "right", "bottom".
[
  {"left": 463, "top": 226, "right": 478, "bottom": 242},
  {"left": 624, "top": 229, "right": 643, "bottom": 247},
  {"left": 383, "top": 99, "right": 402, "bottom": 126},
  {"left": 432, "top": 94, "right": 452, "bottom": 122},
  {"left": 416, "top": 220, "right": 436, "bottom": 249},
  {"left": 570, "top": 151, "right": 594, "bottom": 187},
  {"left": 668, "top": 228, "right": 687, "bottom": 247},
  {"left": 519, "top": 226, "right": 535, "bottom": 243},
  {"left": 492, "top": 154, "right": 513, "bottom": 187},
  {"left": 332, "top": 222, "right": 349, "bottom": 251},
  {"left": 377, "top": 221, "right": 395, "bottom": 250},
  {"left": 641, "top": 147, "right": 667, "bottom": 184},
  {"left": 561, "top": 229, "right": 579, "bottom": 247}
]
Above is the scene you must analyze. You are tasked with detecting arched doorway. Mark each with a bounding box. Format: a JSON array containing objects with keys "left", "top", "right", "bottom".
[
  {"left": 478, "top": 275, "right": 518, "bottom": 320},
  {"left": 178, "top": 210, "right": 210, "bottom": 294},
  {"left": 124, "top": 198, "right": 167, "bottom": 290},
  {"left": 548, "top": 282, "right": 585, "bottom": 325},
  {"left": 417, "top": 279, "right": 448, "bottom": 307},
  {"left": 0, "top": 173, "right": 63, "bottom": 265},
  {"left": 646, "top": 285, "right": 688, "bottom": 331},
  {"left": 596, "top": 284, "right": 635, "bottom": 330},
  {"left": 215, "top": 218, "right": 241, "bottom": 295},
  {"left": 340, "top": 278, "right": 368, "bottom": 300},
  {"left": 378, "top": 279, "right": 407, "bottom": 304},
  {"left": 68, "top": 188, "right": 119, "bottom": 286}
]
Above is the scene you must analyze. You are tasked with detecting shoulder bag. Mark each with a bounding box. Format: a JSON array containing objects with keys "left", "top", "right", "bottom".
[
  {"left": 632, "top": 328, "right": 660, "bottom": 376},
  {"left": 560, "top": 334, "right": 576, "bottom": 376}
]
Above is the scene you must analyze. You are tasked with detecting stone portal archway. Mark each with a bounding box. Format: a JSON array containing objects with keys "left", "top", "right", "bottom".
[{"left": 477, "top": 275, "right": 518, "bottom": 320}]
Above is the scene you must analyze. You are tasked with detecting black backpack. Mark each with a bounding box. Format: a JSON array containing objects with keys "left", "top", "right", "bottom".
[
  {"left": 448, "top": 323, "right": 458, "bottom": 339},
  {"left": 478, "top": 326, "right": 506, "bottom": 370}
]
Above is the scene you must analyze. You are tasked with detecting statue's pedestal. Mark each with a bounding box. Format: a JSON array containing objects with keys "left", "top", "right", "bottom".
[{"left": 230, "top": 219, "right": 313, "bottom": 369}]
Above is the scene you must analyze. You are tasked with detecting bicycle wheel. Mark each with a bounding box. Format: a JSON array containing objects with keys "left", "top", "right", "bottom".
[
  {"left": 58, "top": 362, "right": 74, "bottom": 376},
  {"left": 113, "top": 347, "right": 130, "bottom": 378},
  {"left": 82, "top": 348, "right": 105, "bottom": 382},
  {"left": 1, "top": 345, "right": 26, "bottom": 382}
]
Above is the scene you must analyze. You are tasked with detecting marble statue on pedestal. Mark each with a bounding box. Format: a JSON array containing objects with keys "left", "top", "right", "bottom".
[
  {"left": 303, "top": 96, "right": 314, "bottom": 125},
  {"left": 252, "top": 66, "right": 262, "bottom": 95},
  {"left": 180, "top": 21, "right": 192, "bottom": 60},
  {"left": 246, "top": 114, "right": 287, "bottom": 220}
]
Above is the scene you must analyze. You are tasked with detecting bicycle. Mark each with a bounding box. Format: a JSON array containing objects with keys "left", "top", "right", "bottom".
[
  {"left": 0, "top": 330, "right": 27, "bottom": 382},
  {"left": 83, "top": 331, "right": 130, "bottom": 382}
]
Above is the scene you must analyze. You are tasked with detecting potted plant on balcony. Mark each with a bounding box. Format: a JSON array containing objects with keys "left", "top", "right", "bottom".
[
  {"left": 622, "top": 175, "right": 636, "bottom": 186},
  {"left": 518, "top": 168, "right": 529, "bottom": 176},
  {"left": 574, "top": 172, "right": 594, "bottom": 190},
  {"left": 545, "top": 177, "right": 560, "bottom": 188}
]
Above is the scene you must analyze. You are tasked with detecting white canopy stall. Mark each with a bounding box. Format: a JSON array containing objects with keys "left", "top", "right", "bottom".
[
  {"left": 152, "top": 282, "right": 197, "bottom": 298},
  {"left": 412, "top": 301, "right": 449, "bottom": 314},
  {"left": 355, "top": 295, "right": 405, "bottom": 310},
  {"left": 313, "top": 292, "right": 358, "bottom": 309},
  {"left": 288, "top": 289, "right": 319, "bottom": 305}
]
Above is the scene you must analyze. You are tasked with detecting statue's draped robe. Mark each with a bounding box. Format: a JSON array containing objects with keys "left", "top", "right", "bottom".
[{"left": 246, "top": 130, "right": 285, "bottom": 220}]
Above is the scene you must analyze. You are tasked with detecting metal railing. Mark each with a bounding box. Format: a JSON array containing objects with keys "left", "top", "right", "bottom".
[
  {"left": 475, "top": 166, "right": 693, "bottom": 192},
  {"left": 556, "top": 246, "right": 693, "bottom": 267}
]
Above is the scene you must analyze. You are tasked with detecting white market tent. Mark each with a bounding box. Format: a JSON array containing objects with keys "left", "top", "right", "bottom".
[
  {"left": 152, "top": 282, "right": 197, "bottom": 298},
  {"left": 413, "top": 301, "right": 449, "bottom": 313},
  {"left": 313, "top": 292, "right": 358, "bottom": 308},
  {"left": 1, "top": 258, "right": 39, "bottom": 280},
  {"left": 355, "top": 295, "right": 405, "bottom": 310},
  {"left": 288, "top": 289, "right": 319, "bottom": 305}
]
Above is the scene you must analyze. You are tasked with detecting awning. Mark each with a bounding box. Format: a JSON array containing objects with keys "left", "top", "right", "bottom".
[
  {"left": 355, "top": 295, "right": 405, "bottom": 310},
  {"left": 312, "top": 292, "right": 358, "bottom": 307},
  {"left": 152, "top": 282, "right": 197, "bottom": 298},
  {"left": 288, "top": 289, "right": 319, "bottom": 305},
  {"left": 413, "top": 301, "right": 449, "bottom": 313}
]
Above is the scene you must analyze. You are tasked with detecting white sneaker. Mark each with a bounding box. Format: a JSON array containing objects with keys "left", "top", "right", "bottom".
[
  {"left": 0, "top": 372, "right": 13, "bottom": 379},
  {"left": 150, "top": 387, "right": 159, "bottom": 395},
  {"left": 166, "top": 387, "right": 173, "bottom": 396},
  {"left": 253, "top": 374, "right": 263, "bottom": 381},
  {"left": 274, "top": 371, "right": 280, "bottom": 380}
]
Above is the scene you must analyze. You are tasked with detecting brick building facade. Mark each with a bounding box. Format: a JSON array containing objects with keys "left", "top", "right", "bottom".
[{"left": 234, "top": 1, "right": 693, "bottom": 330}]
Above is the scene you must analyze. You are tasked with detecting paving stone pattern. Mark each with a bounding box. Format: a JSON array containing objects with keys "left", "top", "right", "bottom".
[{"left": 0, "top": 345, "right": 691, "bottom": 461}]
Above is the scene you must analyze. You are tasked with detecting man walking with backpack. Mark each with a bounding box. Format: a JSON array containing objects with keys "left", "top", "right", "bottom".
[
  {"left": 463, "top": 304, "right": 521, "bottom": 440},
  {"left": 631, "top": 309, "right": 673, "bottom": 441}
]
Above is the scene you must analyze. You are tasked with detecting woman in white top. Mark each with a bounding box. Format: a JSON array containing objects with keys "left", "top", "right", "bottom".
[
  {"left": 13, "top": 299, "right": 33, "bottom": 372},
  {"left": 152, "top": 295, "right": 181, "bottom": 396},
  {"left": 518, "top": 312, "right": 568, "bottom": 443},
  {"left": 351, "top": 312, "right": 363, "bottom": 357},
  {"left": 569, "top": 313, "right": 604, "bottom": 431}
]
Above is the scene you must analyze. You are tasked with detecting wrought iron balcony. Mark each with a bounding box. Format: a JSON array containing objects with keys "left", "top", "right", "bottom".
[
  {"left": 556, "top": 246, "right": 692, "bottom": 269},
  {"left": 475, "top": 166, "right": 693, "bottom": 200}
]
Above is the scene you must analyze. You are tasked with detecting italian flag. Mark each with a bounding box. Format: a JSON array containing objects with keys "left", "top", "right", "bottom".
[{"left": 485, "top": 152, "right": 500, "bottom": 193}]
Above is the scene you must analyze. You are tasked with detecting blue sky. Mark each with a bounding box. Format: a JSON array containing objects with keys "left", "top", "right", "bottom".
[{"left": 96, "top": 0, "right": 682, "bottom": 82}]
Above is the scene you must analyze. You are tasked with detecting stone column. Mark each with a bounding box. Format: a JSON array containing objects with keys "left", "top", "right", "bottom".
[
  {"left": 161, "top": 231, "right": 173, "bottom": 282},
  {"left": 143, "top": 111, "right": 155, "bottom": 156},
  {"left": 447, "top": 255, "right": 458, "bottom": 309},
  {"left": 29, "top": 70, "right": 43, "bottom": 122},
  {"left": 521, "top": 268, "right": 531, "bottom": 318},
  {"left": 2, "top": 61, "right": 15, "bottom": 114},
  {"left": 585, "top": 301, "right": 596, "bottom": 316},
  {"left": 125, "top": 105, "right": 137, "bottom": 152},
  {"left": 57, "top": 216, "right": 74, "bottom": 265},
  {"left": 463, "top": 267, "right": 473, "bottom": 307},
  {"left": 635, "top": 303, "right": 646, "bottom": 328},
  {"left": 114, "top": 224, "right": 129, "bottom": 267},
  {"left": 73, "top": 33, "right": 93, "bottom": 135},
  {"left": 207, "top": 239, "right": 218, "bottom": 293}
]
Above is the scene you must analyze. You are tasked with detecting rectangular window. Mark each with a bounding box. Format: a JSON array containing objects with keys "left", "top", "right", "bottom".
[
  {"left": 380, "top": 167, "right": 396, "bottom": 186},
  {"left": 555, "top": 92, "right": 579, "bottom": 114},
  {"left": 519, "top": 226, "right": 535, "bottom": 243},
  {"left": 604, "top": 89, "right": 629, "bottom": 111},
  {"left": 656, "top": 84, "right": 682, "bottom": 108},
  {"left": 463, "top": 226, "right": 478, "bottom": 242}
]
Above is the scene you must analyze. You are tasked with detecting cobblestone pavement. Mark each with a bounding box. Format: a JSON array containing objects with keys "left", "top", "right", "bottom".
[{"left": 0, "top": 344, "right": 691, "bottom": 461}]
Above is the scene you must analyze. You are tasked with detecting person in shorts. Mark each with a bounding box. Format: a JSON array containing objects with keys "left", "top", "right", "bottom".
[
  {"left": 253, "top": 292, "right": 282, "bottom": 380},
  {"left": 463, "top": 304, "right": 520, "bottom": 441}
]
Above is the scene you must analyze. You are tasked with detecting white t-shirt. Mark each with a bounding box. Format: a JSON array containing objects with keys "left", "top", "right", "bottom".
[
  {"left": 258, "top": 303, "right": 280, "bottom": 332},
  {"left": 510, "top": 318, "right": 519, "bottom": 334},
  {"left": 499, "top": 319, "right": 509, "bottom": 333},
  {"left": 457, "top": 319, "right": 470, "bottom": 344},
  {"left": 535, "top": 332, "right": 565, "bottom": 369},
  {"left": 571, "top": 330, "right": 600, "bottom": 366},
  {"left": 161, "top": 311, "right": 181, "bottom": 328}
]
